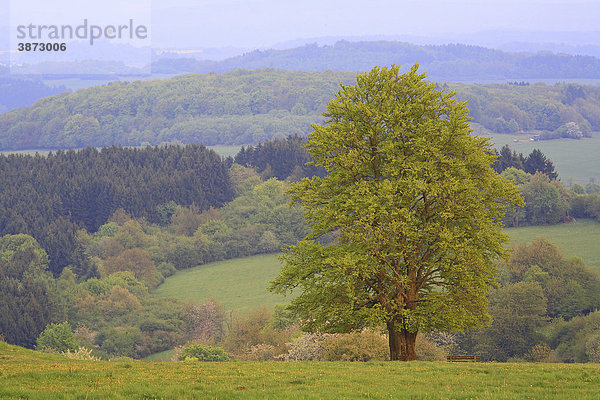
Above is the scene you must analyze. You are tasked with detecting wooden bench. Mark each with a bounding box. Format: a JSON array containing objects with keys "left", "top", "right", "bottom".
[{"left": 447, "top": 355, "right": 480, "bottom": 362}]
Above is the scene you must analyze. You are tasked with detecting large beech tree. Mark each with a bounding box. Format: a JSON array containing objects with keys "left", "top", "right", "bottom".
[{"left": 270, "top": 64, "right": 523, "bottom": 361}]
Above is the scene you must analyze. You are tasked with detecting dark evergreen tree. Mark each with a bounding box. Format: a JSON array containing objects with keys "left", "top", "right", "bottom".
[{"left": 524, "top": 149, "right": 558, "bottom": 180}]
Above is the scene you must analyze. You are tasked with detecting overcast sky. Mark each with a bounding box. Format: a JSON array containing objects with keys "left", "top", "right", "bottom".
[
  {"left": 2, "top": 0, "right": 599, "bottom": 49},
  {"left": 151, "top": 0, "right": 600, "bottom": 48}
]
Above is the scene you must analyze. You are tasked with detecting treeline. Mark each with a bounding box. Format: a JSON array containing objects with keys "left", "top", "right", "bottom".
[
  {"left": 0, "top": 145, "right": 233, "bottom": 275},
  {"left": 151, "top": 41, "right": 600, "bottom": 81},
  {"left": 449, "top": 81, "right": 599, "bottom": 139},
  {"left": 235, "top": 135, "right": 325, "bottom": 180},
  {"left": 1, "top": 69, "right": 600, "bottom": 150}
]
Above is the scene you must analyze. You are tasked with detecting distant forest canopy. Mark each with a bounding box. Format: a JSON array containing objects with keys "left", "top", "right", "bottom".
[
  {"left": 151, "top": 41, "right": 600, "bottom": 80},
  {"left": 0, "top": 69, "right": 599, "bottom": 150},
  {"left": 0, "top": 69, "right": 354, "bottom": 150},
  {"left": 0, "top": 145, "right": 233, "bottom": 276}
]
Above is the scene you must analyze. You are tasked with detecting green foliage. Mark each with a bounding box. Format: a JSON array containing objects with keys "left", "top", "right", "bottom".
[
  {"left": 474, "top": 282, "right": 548, "bottom": 361},
  {"left": 0, "top": 234, "right": 61, "bottom": 348},
  {"left": 271, "top": 64, "right": 523, "bottom": 360},
  {"left": 508, "top": 239, "right": 600, "bottom": 319},
  {"left": 95, "top": 326, "right": 143, "bottom": 358},
  {"left": 501, "top": 167, "right": 530, "bottom": 185},
  {"left": 155, "top": 201, "right": 178, "bottom": 226},
  {"left": 545, "top": 311, "right": 600, "bottom": 362},
  {"left": 177, "top": 343, "right": 229, "bottom": 362},
  {"left": 525, "top": 343, "right": 553, "bottom": 363},
  {"left": 220, "top": 179, "right": 309, "bottom": 252},
  {"left": 95, "top": 222, "right": 120, "bottom": 238},
  {"left": 571, "top": 183, "right": 586, "bottom": 195},
  {"left": 0, "top": 70, "right": 353, "bottom": 149},
  {"left": 585, "top": 182, "right": 600, "bottom": 194},
  {"left": 570, "top": 193, "right": 600, "bottom": 222},
  {"left": 235, "top": 135, "right": 325, "bottom": 180},
  {"left": 460, "top": 238, "right": 600, "bottom": 362},
  {"left": 269, "top": 304, "right": 299, "bottom": 331},
  {"left": 36, "top": 322, "right": 78, "bottom": 353},
  {"left": 492, "top": 145, "right": 558, "bottom": 180},
  {"left": 521, "top": 173, "right": 568, "bottom": 225},
  {"left": 65, "top": 269, "right": 185, "bottom": 359}
]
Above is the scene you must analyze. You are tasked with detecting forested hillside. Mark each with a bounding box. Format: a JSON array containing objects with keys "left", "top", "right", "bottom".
[
  {"left": 151, "top": 41, "right": 600, "bottom": 81},
  {"left": 1, "top": 69, "right": 599, "bottom": 150},
  {"left": 0, "top": 70, "right": 354, "bottom": 150},
  {"left": 0, "top": 145, "right": 232, "bottom": 275}
]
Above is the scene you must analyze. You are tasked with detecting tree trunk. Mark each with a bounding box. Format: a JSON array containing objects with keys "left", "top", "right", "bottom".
[{"left": 387, "top": 321, "right": 417, "bottom": 361}]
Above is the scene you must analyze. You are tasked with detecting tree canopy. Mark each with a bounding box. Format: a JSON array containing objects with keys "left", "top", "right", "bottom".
[{"left": 270, "top": 64, "right": 523, "bottom": 361}]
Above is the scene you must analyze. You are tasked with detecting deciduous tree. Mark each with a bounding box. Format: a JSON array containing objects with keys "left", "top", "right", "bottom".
[{"left": 270, "top": 64, "right": 523, "bottom": 361}]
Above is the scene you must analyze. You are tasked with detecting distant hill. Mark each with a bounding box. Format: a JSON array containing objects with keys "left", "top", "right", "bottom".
[
  {"left": 0, "top": 76, "right": 67, "bottom": 112},
  {"left": 151, "top": 41, "right": 600, "bottom": 81},
  {"left": 0, "top": 69, "right": 355, "bottom": 149},
  {"left": 1, "top": 68, "right": 600, "bottom": 150}
]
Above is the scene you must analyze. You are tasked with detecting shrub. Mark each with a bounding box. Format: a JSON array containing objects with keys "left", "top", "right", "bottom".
[
  {"left": 244, "top": 344, "right": 280, "bottom": 361},
  {"left": 525, "top": 343, "right": 553, "bottom": 362},
  {"left": 281, "top": 333, "right": 327, "bottom": 361},
  {"left": 321, "top": 331, "right": 389, "bottom": 362},
  {"left": 36, "top": 322, "right": 78, "bottom": 353},
  {"left": 62, "top": 347, "right": 99, "bottom": 361},
  {"left": 585, "top": 333, "right": 600, "bottom": 363},
  {"left": 177, "top": 343, "right": 229, "bottom": 362},
  {"left": 223, "top": 306, "right": 290, "bottom": 358}
]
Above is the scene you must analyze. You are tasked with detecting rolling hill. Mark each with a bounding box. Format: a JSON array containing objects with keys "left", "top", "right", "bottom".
[{"left": 1, "top": 69, "right": 600, "bottom": 155}]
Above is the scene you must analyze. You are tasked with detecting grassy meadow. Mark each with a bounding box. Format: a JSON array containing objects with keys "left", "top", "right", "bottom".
[
  {"left": 152, "top": 220, "right": 600, "bottom": 317},
  {"left": 506, "top": 219, "right": 600, "bottom": 273},
  {"left": 484, "top": 132, "right": 600, "bottom": 185},
  {"left": 153, "top": 253, "right": 288, "bottom": 313},
  {"left": 1, "top": 341, "right": 599, "bottom": 399}
]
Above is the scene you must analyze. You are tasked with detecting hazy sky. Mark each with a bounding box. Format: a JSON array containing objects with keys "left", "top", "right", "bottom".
[
  {"left": 150, "top": 0, "right": 600, "bottom": 48},
  {"left": 2, "top": 0, "right": 599, "bottom": 49}
]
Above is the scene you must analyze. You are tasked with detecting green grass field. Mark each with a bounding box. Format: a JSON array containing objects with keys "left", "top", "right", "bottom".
[
  {"left": 153, "top": 220, "right": 600, "bottom": 317},
  {"left": 506, "top": 219, "right": 600, "bottom": 273},
  {"left": 484, "top": 132, "right": 600, "bottom": 186},
  {"left": 153, "top": 253, "right": 288, "bottom": 313},
  {"left": 207, "top": 145, "right": 244, "bottom": 158},
  {"left": 1, "top": 341, "right": 599, "bottom": 399}
]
